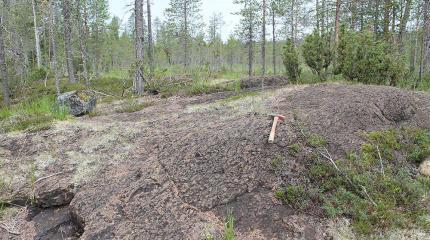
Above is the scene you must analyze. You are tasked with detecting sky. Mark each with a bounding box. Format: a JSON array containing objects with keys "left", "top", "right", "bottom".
[{"left": 108, "top": 0, "right": 240, "bottom": 41}]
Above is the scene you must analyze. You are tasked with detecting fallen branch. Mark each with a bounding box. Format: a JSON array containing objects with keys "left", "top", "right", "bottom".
[
  {"left": 376, "top": 145, "right": 385, "bottom": 177},
  {"left": 91, "top": 90, "right": 119, "bottom": 98},
  {"left": 34, "top": 171, "right": 64, "bottom": 184}
]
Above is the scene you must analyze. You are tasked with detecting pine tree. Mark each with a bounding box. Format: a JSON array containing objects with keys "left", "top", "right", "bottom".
[
  {"left": 234, "top": 0, "right": 261, "bottom": 77},
  {"left": 166, "top": 0, "right": 203, "bottom": 69}
]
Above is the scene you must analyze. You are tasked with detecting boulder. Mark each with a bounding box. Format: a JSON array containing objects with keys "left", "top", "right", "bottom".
[
  {"left": 419, "top": 159, "right": 430, "bottom": 177},
  {"left": 34, "top": 175, "right": 75, "bottom": 208},
  {"left": 57, "top": 91, "right": 96, "bottom": 117}
]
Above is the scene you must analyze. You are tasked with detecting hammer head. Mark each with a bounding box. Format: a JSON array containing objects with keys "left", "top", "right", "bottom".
[{"left": 269, "top": 114, "right": 286, "bottom": 122}]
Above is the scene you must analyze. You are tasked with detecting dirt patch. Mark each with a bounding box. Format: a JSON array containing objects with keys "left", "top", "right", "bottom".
[
  {"left": 240, "top": 76, "right": 289, "bottom": 90},
  {"left": 0, "top": 83, "right": 429, "bottom": 239}
]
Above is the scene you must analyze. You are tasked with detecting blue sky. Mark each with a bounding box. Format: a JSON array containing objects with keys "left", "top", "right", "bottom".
[{"left": 108, "top": 0, "right": 240, "bottom": 40}]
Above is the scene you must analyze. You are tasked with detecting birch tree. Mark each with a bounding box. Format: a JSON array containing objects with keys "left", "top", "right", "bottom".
[
  {"left": 166, "top": 0, "right": 202, "bottom": 69},
  {"left": 31, "top": 0, "right": 42, "bottom": 67}
]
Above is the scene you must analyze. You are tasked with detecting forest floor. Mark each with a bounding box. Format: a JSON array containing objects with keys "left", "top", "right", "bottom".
[{"left": 1, "top": 82, "right": 430, "bottom": 239}]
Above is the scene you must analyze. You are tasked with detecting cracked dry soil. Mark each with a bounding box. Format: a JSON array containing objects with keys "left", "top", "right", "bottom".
[{"left": 1, "top": 83, "right": 430, "bottom": 239}]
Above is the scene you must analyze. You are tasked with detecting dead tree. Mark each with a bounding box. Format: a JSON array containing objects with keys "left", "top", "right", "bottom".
[{"left": 0, "top": 16, "right": 10, "bottom": 107}]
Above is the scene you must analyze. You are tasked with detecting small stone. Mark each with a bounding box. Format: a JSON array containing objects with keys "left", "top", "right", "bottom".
[{"left": 419, "top": 159, "right": 430, "bottom": 177}]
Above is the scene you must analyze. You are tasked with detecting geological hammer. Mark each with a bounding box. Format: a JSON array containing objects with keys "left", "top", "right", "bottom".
[{"left": 268, "top": 114, "right": 285, "bottom": 143}]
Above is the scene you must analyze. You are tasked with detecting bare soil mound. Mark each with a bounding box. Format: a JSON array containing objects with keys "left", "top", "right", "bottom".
[
  {"left": 0, "top": 83, "right": 429, "bottom": 239},
  {"left": 240, "top": 76, "right": 289, "bottom": 89}
]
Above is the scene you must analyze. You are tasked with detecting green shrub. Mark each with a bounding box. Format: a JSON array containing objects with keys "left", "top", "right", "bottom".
[
  {"left": 302, "top": 30, "right": 333, "bottom": 80},
  {"left": 335, "top": 28, "right": 406, "bottom": 86},
  {"left": 302, "top": 128, "right": 430, "bottom": 235},
  {"left": 282, "top": 39, "right": 301, "bottom": 82}
]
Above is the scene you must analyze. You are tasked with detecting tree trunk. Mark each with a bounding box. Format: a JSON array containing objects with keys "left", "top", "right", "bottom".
[
  {"left": 398, "top": 0, "right": 412, "bottom": 50},
  {"left": 49, "top": 0, "right": 60, "bottom": 95},
  {"left": 419, "top": 0, "right": 430, "bottom": 84},
  {"left": 262, "top": 0, "right": 266, "bottom": 75},
  {"left": 0, "top": 16, "right": 9, "bottom": 107},
  {"left": 248, "top": 21, "right": 253, "bottom": 78},
  {"left": 334, "top": 0, "right": 341, "bottom": 44},
  {"left": 134, "top": 0, "right": 145, "bottom": 95},
  {"left": 62, "top": 0, "right": 77, "bottom": 83},
  {"left": 32, "top": 0, "right": 42, "bottom": 68},
  {"left": 147, "top": 0, "right": 154, "bottom": 77},
  {"left": 291, "top": 0, "right": 294, "bottom": 43},
  {"left": 77, "top": 0, "right": 89, "bottom": 85},
  {"left": 316, "top": 0, "right": 320, "bottom": 33},
  {"left": 373, "top": 0, "right": 380, "bottom": 36},
  {"left": 271, "top": 3, "right": 276, "bottom": 75},
  {"left": 383, "top": 0, "right": 391, "bottom": 39},
  {"left": 183, "top": 1, "right": 188, "bottom": 69}
]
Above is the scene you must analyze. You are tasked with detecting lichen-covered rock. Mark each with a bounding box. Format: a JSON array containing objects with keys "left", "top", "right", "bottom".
[
  {"left": 57, "top": 91, "right": 96, "bottom": 117},
  {"left": 419, "top": 159, "right": 430, "bottom": 177}
]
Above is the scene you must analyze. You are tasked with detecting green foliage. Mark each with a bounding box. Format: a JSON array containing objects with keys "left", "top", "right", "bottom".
[
  {"left": 298, "top": 128, "right": 430, "bottom": 235},
  {"left": 302, "top": 30, "right": 333, "bottom": 80},
  {"left": 0, "top": 96, "right": 69, "bottom": 133},
  {"left": 29, "top": 67, "right": 48, "bottom": 82},
  {"left": 282, "top": 39, "right": 301, "bottom": 82},
  {"left": 224, "top": 210, "right": 235, "bottom": 240},
  {"left": 275, "top": 185, "right": 310, "bottom": 210},
  {"left": 335, "top": 29, "right": 406, "bottom": 86},
  {"left": 288, "top": 144, "right": 301, "bottom": 156},
  {"left": 270, "top": 154, "right": 284, "bottom": 170},
  {"left": 308, "top": 133, "right": 327, "bottom": 147}
]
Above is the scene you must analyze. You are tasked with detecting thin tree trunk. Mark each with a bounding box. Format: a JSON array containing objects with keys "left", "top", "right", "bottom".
[
  {"left": 398, "top": 0, "right": 412, "bottom": 50},
  {"left": 62, "top": 0, "right": 76, "bottom": 83},
  {"left": 419, "top": 0, "right": 430, "bottom": 84},
  {"left": 291, "top": 0, "right": 295, "bottom": 43},
  {"left": 49, "top": 0, "right": 60, "bottom": 95},
  {"left": 248, "top": 21, "right": 253, "bottom": 78},
  {"left": 147, "top": 0, "right": 154, "bottom": 77},
  {"left": 316, "top": 0, "right": 320, "bottom": 33},
  {"left": 32, "top": 0, "right": 42, "bottom": 68},
  {"left": 373, "top": 0, "right": 380, "bottom": 35},
  {"left": 77, "top": 0, "right": 89, "bottom": 85},
  {"left": 271, "top": 3, "right": 276, "bottom": 75},
  {"left": 134, "top": 0, "right": 145, "bottom": 95},
  {"left": 411, "top": 8, "right": 421, "bottom": 72},
  {"left": 262, "top": 0, "right": 266, "bottom": 75},
  {"left": 183, "top": 1, "right": 188, "bottom": 69},
  {"left": 334, "top": 0, "right": 341, "bottom": 44},
  {"left": 0, "top": 16, "right": 9, "bottom": 107},
  {"left": 383, "top": 0, "right": 391, "bottom": 39}
]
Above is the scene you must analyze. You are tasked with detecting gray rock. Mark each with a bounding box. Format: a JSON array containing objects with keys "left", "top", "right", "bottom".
[
  {"left": 34, "top": 175, "right": 75, "bottom": 208},
  {"left": 57, "top": 91, "right": 97, "bottom": 117}
]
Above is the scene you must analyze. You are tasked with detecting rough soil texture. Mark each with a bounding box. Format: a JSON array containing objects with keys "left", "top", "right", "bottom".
[
  {"left": 240, "top": 76, "right": 289, "bottom": 89},
  {"left": 1, "top": 83, "right": 430, "bottom": 239}
]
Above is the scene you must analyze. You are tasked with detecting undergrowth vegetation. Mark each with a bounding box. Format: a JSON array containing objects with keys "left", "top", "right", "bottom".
[
  {"left": 0, "top": 96, "right": 69, "bottom": 133},
  {"left": 276, "top": 127, "right": 430, "bottom": 236}
]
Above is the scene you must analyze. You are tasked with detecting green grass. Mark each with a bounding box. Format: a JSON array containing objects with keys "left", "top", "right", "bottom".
[
  {"left": 0, "top": 96, "right": 69, "bottom": 133},
  {"left": 281, "top": 127, "right": 430, "bottom": 235},
  {"left": 224, "top": 210, "right": 235, "bottom": 240}
]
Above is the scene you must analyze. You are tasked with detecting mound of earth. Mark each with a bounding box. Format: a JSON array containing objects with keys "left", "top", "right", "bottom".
[
  {"left": 240, "top": 76, "right": 289, "bottom": 89},
  {"left": 0, "top": 84, "right": 429, "bottom": 239}
]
